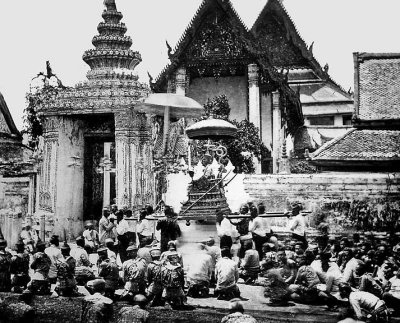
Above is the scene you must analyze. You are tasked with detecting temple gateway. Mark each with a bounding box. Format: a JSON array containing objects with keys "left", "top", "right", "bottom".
[{"left": 32, "top": 0, "right": 352, "bottom": 240}]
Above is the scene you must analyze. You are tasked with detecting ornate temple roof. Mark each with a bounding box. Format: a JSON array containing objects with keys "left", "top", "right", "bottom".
[
  {"left": 0, "top": 92, "right": 22, "bottom": 141},
  {"left": 39, "top": 0, "right": 149, "bottom": 116},
  {"left": 153, "top": 0, "right": 252, "bottom": 92}
]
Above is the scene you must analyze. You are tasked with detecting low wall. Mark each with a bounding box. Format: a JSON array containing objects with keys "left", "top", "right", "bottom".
[{"left": 243, "top": 172, "right": 400, "bottom": 233}]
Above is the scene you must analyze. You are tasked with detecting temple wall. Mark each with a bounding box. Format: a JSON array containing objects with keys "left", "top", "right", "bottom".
[
  {"left": 0, "top": 176, "right": 30, "bottom": 247},
  {"left": 187, "top": 76, "right": 248, "bottom": 121},
  {"left": 243, "top": 172, "right": 400, "bottom": 234}
]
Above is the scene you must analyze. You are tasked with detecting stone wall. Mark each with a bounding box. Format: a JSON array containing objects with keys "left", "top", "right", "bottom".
[{"left": 243, "top": 172, "right": 400, "bottom": 234}]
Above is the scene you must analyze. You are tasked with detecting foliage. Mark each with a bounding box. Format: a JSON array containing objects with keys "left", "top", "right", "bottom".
[
  {"left": 197, "top": 94, "right": 269, "bottom": 174},
  {"left": 202, "top": 95, "right": 231, "bottom": 119},
  {"left": 23, "top": 64, "right": 65, "bottom": 149},
  {"left": 290, "top": 158, "right": 318, "bottom": 174},
  {"left": 320, "top": 199, "right": 400, "bottom": 233}
]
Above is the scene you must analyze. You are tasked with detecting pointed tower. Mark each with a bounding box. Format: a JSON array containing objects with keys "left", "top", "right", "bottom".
[
  {"left": 35, "top": 0, "right": 153, "bottom": 241},
  {"left": 82, "top": 0, "right": 141, "bottom": 81}
]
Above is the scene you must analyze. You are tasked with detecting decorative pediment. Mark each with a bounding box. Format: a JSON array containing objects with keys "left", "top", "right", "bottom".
[{"left": 185, "top": 14, "right": 249, "bottom": 64}]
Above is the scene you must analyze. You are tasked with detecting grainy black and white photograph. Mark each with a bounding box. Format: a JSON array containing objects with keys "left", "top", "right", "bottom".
[{"left": 0, "top": 0, "right": 399, "bottom": 322}]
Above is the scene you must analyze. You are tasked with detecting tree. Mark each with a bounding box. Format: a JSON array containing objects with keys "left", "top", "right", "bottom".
[
  {"left": 197, "top": 95, "right": 269, "bottom": 173},
  {"left": 23, "top": 62, "right": 65, "bottom": 149}
]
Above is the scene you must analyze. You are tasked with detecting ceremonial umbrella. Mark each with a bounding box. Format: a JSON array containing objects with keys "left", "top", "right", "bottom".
[{"left": 137, "top": 93, "right": 203, "bottom": 154}]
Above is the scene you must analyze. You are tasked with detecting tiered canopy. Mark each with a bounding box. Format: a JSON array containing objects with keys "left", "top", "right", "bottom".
[{"left": 39, "top": 0, "right": 149, "bottom": 115}]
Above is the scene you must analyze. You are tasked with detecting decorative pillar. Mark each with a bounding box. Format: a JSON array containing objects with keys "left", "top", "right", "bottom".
[
  {"left": 36, "top": 116, "right": 60, "bottom": 240},
  {"left": 272, "top": 91, "right": 281, "bottom": 174},
  {"left": 115, "top": 109, "right": 132, "bottom": 208},
  {"left": 175, "top": 67, "right": 187, "bottom": 96},
  {"left": 248, "top": 64, "right": 261, "bottom": 130},
  {"left": 103, "top": 143, "right": 112, "bottom": 208},
  {"left": 115, "top": 109, "right": 155, "bottom": 209},
  {"left": 248, "top": 64, "right": 262, "bottom": 174}
]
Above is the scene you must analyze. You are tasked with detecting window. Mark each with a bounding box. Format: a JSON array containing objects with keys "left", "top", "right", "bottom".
[
  {"left": 342, "top": 115, "right": 352, "bottom": 126},
  {"left": 308, "top": 116, "right": 334, "bottom": 126}
]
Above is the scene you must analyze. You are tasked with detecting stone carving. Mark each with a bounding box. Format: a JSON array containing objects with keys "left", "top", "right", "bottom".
[{"left": 248, "top": 64, "right": 259, "bottom": 86}]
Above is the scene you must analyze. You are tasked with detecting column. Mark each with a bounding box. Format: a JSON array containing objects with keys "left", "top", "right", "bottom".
[
  {"left": 175, "top": 67, "right": 187, "bottom": 96},
  {"left": 248, "top": 64, "right": 261, "bottom": 130},
  {"left": 248, "top": 64, "right": 262, "bottom": 174},
  {"left": 35, "top": 116, "right": 60, "bottom": 240},
  {"left": 103, "top": 143, "right": 112, "bottom": 208},
  {"left": 115, "top": 109, "right": 155, "bottom": 209},
  {"left": 272, "top": 91, "right": 281, "bottom": 174},
  {"left": 115, "top": 109, "right": 132, "bottom": 208}
]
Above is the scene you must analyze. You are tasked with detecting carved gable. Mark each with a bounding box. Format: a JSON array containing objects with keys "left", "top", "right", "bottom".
[
  {"left": 253, "top": 11, "right": 309, "bottom": 68},
  {"left": 0, "top": 112, "right": 11, "bottom": 134}
]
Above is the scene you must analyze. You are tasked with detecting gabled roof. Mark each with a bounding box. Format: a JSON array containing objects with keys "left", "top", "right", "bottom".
[
  {"left": 154, "top": 0, "right": 251, "bottom": 91},
  {"left": 354, "top": 52, "right": 400, "bottom": 122},
  {"left": 311, "top": 128, "right": 400, "bottom": 164},
  {"left": 0, "top": 92, "right": 21, "bottom": 139},
  {"left": 251, "top": 0, "right": 325, "bottom": 77}
]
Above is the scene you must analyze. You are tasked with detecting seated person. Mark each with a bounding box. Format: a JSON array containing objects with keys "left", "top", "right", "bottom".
[
  {"left": 357, "top": 262, "right": 383, "bottom": 298},
  {"left": 82, "top": 279, "right": 113, "bottom": 323},
  {"left": 20, "top": 222, "right": 38, "bottom": 253},
  {"left": 338, "top": 282, "right": 389, "bottom": 323},
  {"left": 214, "top": 248, "right": 240, "bottom": 300},
  {"left": 71, "top": 236, "right": 94, "bottom": 286},
  {"left": 117, "top": 294, "right": 149, "bottom": 323},
  {"left": 160, "top": 240, "right": 183, "bottom": 267},
  {"left": 277, "top": 248, "right": 297, "bottom": 285},
  {"left": 96, "top": 246, "right": 119, "bottom": 299},
  {"left": 121, "top": 244, "right": 147, "bottom": 301},
  {"left": 260, "top": 242, "right": 278, "bottom": 271},
  {"left": 10, "top": 239, "right": 31, "bottom": 293},
  {"left": 186, "top": 243, "right": 212, "bottom": 298},
  {"left": 289, "top": 250, "right": 320, "bottom": 304},
  {"left": 382, "top": 268, "right": 400, "bottom": 314},
  {"left": 260, "top": 268, "right": 291, "bottom": 306},
  {"left": 161, "top": 251, "right": 186, "bottom": 308},
  {"left": 239, "top": 240, "right": 260, "bottom": 284},
  {"left": 221, "top": 298, "right": 258, "bottom": 323},
  {"left": 146, "top": 247, "right": 164, "bottom": 307},
  {"left": 26, "top": 241, "right": 51, "bottom": 295},
  {"left": 54, "top": 242, "right": 79, "bottom": 297},
  {"left": 105, "top": 238, "right": 117, "bottom": 263}
]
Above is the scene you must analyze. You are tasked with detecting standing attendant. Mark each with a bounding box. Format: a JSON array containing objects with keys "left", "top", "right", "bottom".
[
  {"left": 83, "top": 222, "right": 99, "bottom": 253},
  {"left": 156, "top": 206, "right": 181, "bottom": 253},
  {"left": 99, "top": 208, "right": 115, "bottom": 245},
  {"left": 289, "top": 202, "right": 309, "bottom": 250},
  {"left": 116, "top": 210, "right": 130, "bottom": 264},
  {"left": 248, "top": 203, "right": 271, "bottom": 259},
  {"left": 137, "top": 206, "right": 155, "bottom": 246}
]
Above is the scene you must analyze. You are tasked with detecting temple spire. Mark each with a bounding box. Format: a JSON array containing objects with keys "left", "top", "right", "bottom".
[{"left": 82, "top": 0, "right": 141, "bottom": 80}]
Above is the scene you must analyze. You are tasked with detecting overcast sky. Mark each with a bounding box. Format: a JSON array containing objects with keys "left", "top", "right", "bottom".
[{"left": 1, "top": 0, "right": 399, "bottom": 130}]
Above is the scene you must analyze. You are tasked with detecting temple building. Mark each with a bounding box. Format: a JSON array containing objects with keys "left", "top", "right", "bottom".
[
  {"left": 34, "top": 0, "right": 156, "bottom": 239},
  {"left": 152, "top": 0, "right": 353, "bottom": 170},
  {"left": 311, "top": 53, "right": 400, "bottom": 171},
  {"left": 0, "top": 92, "right": 35, "bottom": 246}
]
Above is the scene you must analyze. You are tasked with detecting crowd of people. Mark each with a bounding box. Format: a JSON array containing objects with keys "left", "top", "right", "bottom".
[{"left": 0, "top": 201, "right": 400, "bottom": 323}]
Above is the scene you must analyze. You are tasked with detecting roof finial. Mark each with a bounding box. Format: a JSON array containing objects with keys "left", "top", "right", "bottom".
[{"left": 104, "top": 0, "right": 116, "bottom": 11}]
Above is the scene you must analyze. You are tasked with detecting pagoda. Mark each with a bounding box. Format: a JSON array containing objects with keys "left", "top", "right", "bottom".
[{"left": 35, "top": 0, "right": 154, "bottom": 239}]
